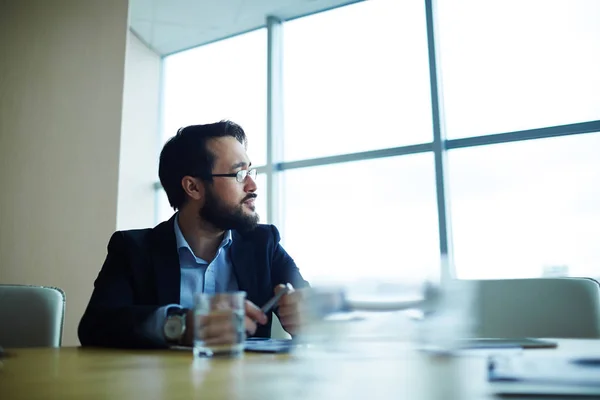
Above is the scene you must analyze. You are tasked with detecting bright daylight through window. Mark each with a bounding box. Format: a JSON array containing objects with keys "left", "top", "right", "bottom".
[
  {"left": 438, "top": 0, "right": 600, "bottom": 278},
  {"left": 282, "top": 155, "right": 439, "bottom": 285},
  {"left": 280, "top": 0, "right": 438, "bottom": 284},
  {"left": 437, "top": 0, "right": 600, "bottom": 138},
  {"left": 157, "top": 29, "right": 267, "bottom": 223},
  {"left": 158, "top": 0, "right": 600, "bottom": 283},
  {"left": 448, "top": 133, "right": 600, "bottom": 279},
  {"left": 283, "top": 0, "right": 432, "bottom": 161}
]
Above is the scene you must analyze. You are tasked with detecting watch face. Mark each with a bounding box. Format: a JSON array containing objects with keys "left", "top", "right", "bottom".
[{"left": 164, "top": 316, "right": 185, "bottom": 341}]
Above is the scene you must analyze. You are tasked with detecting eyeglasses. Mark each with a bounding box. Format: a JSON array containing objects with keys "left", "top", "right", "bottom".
[{"left": 211, "top": 168, "right": 257, "bottom": 183}]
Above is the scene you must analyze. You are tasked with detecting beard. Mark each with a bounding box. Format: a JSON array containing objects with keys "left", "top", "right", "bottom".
[{"left": 200, "top": 187, "right": 259, "bottom": 233}]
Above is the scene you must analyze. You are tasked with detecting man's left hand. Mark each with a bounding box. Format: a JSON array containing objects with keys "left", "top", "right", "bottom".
[{"left": 274, "top": 283, "right": 304, "bottom": 335}]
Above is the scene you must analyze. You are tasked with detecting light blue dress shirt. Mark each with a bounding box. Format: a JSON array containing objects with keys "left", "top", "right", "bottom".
[{"left": 143, "top": 214, "right": 238, "bottom": 343}]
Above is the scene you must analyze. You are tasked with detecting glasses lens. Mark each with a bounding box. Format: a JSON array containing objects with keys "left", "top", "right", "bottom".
[
  {"left": 236, "top": 170, "right": 247, "bottom": 183},
  {"left": 236, "top": 169, "right": 256, "bottom": 182}
]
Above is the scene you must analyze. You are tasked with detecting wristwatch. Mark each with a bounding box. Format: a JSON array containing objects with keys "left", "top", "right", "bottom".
[{"left": 163, "top": 307, "right": 188, "bottom": 344}]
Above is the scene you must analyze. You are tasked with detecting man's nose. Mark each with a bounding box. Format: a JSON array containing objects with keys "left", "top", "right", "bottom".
[{"left": 244, "top": 174, "right": 257, "bottom": 192}]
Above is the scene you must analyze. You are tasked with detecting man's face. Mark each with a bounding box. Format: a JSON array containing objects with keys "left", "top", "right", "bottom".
[{"left": 200, "top": 136, "right": 259, "bottom": 232}]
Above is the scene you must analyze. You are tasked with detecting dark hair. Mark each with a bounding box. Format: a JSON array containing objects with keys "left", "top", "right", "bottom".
[{"left": 159, "top": 120, "right": 247, "bottom": 210}]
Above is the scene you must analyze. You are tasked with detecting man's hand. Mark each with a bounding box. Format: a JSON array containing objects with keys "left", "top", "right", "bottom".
[
  {"left": 181, "top": 301, "right": 267, "bottom": 346},
  {"left": 274, "top": 284, "right": 305, "bottom": 335},
  {"left": 244, "top": 301, "right": 269, "bottom": 335}
]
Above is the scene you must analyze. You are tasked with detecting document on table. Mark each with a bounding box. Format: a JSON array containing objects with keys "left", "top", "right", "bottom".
[{"left": 489, "top": 353, "right": 600, "bottom": 396}]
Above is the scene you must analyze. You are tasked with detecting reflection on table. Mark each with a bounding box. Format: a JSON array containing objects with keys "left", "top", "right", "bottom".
[{"left": 1, "top": 339, "right": 598, "bottom": 400}]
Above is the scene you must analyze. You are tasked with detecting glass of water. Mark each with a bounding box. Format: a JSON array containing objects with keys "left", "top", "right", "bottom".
[{"left": 193, "top": 291, "right": 246, "bottom": 357}]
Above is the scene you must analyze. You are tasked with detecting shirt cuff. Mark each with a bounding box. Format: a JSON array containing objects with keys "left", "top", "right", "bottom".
[{"left": 142, "top": 304, "right": 181, "bottom": 345}]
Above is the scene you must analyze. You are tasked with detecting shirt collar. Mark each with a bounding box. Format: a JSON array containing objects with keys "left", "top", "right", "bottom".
[{"left": 174, "top": 213, "right": 233, "bottom": 257}]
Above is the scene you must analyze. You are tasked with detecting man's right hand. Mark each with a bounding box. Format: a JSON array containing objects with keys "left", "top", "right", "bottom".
[
  {"left": 243, "top": 301, "right": 269, "bottom": 335},
  {"left": 182, "top": 300, "right": 267, "bottom": 346}
]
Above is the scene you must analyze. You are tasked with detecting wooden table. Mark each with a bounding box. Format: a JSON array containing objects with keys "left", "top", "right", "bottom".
[{"left": 1, "top": 340, "right": 597, "bottom": 400}]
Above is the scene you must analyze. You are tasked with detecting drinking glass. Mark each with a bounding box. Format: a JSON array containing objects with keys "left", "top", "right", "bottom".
[
  {"left": 295, "top": 256, "right": 477, "bottom": 353},
  {"left": 193, "top": 291, "right": 246, "bottom": 357}
]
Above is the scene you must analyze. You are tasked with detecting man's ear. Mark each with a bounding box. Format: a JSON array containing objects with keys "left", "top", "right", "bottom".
[{"left": 181, "top": 176, "right": 205, "bottom": 202}]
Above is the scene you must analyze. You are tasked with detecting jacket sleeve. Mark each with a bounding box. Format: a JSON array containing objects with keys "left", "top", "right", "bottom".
[
  {"left": 78, "top": 232, "right": 166, "bottom": 349},
  {"left": 268, "top": 225, "right": 309, "bottom": 290}
]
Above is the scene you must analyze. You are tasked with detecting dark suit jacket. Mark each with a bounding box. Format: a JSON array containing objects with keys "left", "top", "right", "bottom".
[{"left": 78, "top": 216, "right": 308, "bottom": 348}]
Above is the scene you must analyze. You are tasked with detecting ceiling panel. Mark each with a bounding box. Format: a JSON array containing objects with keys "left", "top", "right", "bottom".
[{"left": 129, "top": 0, "right": 363, "bottom": 56}]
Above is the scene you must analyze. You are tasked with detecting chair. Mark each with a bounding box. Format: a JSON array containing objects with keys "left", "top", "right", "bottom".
[
  {"left": 0, "top": 284, "right": 66, "bottom": 347},
  {"left": 473, "top": 277, "right": 600, "bottom": 339}
]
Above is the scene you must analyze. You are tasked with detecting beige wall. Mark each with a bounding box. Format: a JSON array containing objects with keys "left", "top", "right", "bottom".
[
  {"left": 0, "top": 0, "right": 129, "bottom": 346},
  {"left": 117, "top": 32, "right": 161, "bottom": 231}
]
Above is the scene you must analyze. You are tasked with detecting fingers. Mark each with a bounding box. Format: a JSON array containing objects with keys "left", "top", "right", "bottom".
[
  {"left": 203, "top": 332, "right": 239, "bottom": 346},
  {"left": 275, "top": 283, "right": 297, "bottom": 311},
  {"left": 274, "top": 283, "right": 295, "bottom": 305},
  {"left": 278, "top": 301, "right": 300, "bottom": 318},
  {"left": 244, "top": 316, "right": 258, "bottom": 335},
  {"left": 274, "top": 285, "right": 305, "bottom": 335},
  {"left": 245, "top": 300, "right": 268, "bottom": 324},
  {"left": 193, "top": 299, "right": 269, "bottom": 347},
  {"left": 197, "top": 312, "right": 240, "bottom": 340},
  {"left": 195, "top": 312, "right": 253, "bottom": 347},
  {"left": 278, "top": 314, "right": 301, "bottom": 334},
  {"left": 200, "top": 315, "right": 257, "bottom": 340},
  {"left": 273, "top": 283, "right": 291, "bottom": 296}
]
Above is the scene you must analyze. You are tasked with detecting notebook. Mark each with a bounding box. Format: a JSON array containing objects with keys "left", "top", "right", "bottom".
[
  {"left": 488, "top": 353, "right": 600, "bottom": 396},
  {"left": 170, "top": 338, "right": 295, "bottom": 354}
]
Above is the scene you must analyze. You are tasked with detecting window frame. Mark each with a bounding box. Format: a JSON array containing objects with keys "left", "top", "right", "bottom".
[{"left": 154, "top": 0, "right": 600, "bottom": 282}]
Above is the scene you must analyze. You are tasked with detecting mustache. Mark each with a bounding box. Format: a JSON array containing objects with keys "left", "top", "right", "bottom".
[{"left": 241, "top": 193, "right": 257, "bottom": 203}]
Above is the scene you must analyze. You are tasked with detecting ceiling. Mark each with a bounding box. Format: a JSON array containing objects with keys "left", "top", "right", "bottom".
[{"left": 129, "top": 0, "right": 363, "bottom": 56}]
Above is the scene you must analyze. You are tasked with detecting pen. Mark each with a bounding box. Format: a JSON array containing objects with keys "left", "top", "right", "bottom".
[{"left": 261, "top": 283, "right": 293, "bottom": 314}]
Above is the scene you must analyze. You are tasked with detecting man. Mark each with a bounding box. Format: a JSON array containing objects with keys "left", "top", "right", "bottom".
[{"left": 79, "top": 121, "right": 308, "bottom": 348}]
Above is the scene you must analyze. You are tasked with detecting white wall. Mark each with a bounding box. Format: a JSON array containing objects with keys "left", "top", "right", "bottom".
[
  {"left": 0, "top": 0, "right": 129, "bottom": 346},
  {"left": 117, "top": 32, "right": 161, "bottom": 230}
]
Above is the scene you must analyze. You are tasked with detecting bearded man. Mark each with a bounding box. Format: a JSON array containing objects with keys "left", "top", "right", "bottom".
[{"left": 79, "top": 121, "right": 307, "bottom": 348}]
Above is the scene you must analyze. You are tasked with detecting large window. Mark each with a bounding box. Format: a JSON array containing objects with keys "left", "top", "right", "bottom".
[
  {"left": 282, "top": 155, "right": 439, "bottom": 283},
  {"left": 448, "top": 133, "right": 600, "bottom": 279},
  {"left": 280, "top": 0, "right": 437, "bottom": 284},
  {"left": 283, "top": 0, "right": 432, "bottom": 161},
  {"left": 158, "top": 28, "right": 267, "bottom": 222},
  {"left": 437, "top": 0, "right": 600, "bottom": 138},
  {"left": 161, "top": 28, "right": 267, "bottom": 165},
  {"left": 157, "top": 0, "right": 600, "bottom": 282}
]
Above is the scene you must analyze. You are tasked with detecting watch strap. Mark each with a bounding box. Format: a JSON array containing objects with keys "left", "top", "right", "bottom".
[{"left": 167, "top": 306, "right": 188, "bottom": 318}]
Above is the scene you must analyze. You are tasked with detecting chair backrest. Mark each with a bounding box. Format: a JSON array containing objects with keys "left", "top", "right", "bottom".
[
  {"left": 473, "top": 278, "right": 600, "bottom": 339},
  {"left": 0, "top": 284, "right": 66, "bottom": 347}
]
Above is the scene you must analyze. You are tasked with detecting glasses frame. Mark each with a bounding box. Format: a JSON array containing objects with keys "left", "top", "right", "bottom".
[{"left": 210, "top": 168, "right": 257, "bottom": 183}]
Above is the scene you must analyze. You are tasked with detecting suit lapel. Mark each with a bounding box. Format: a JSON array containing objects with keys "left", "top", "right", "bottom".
[
  {"left": 150, "top": 215, "right": 181, "bottom": 305},
  {"left": 230, "top": 231, "right": 258, "bottom": 303}
]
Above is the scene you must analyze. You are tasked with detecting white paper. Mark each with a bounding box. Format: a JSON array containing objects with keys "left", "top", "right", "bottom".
[{"left": 490, "top": 354, "right": 600, "bottom": 387}]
